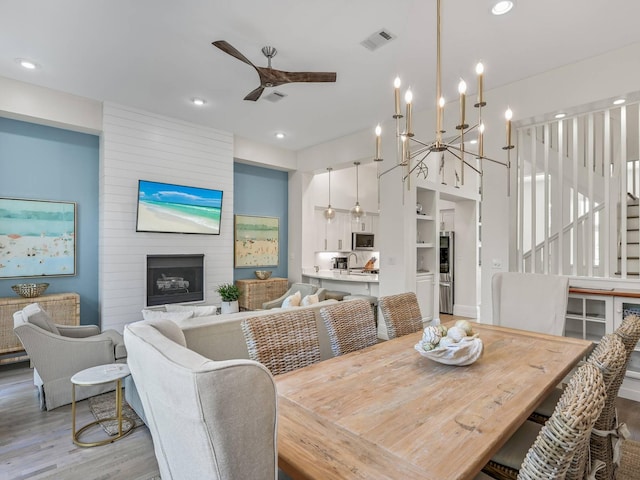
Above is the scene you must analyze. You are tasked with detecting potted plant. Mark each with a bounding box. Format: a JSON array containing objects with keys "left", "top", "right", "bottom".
[{"left": 216, "top": 283, "right": 242, "bottom": 314}]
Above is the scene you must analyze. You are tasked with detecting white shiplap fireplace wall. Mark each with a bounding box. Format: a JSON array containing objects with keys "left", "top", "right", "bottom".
[{"left": 100, "top": 103, "right": 234, "bottom": 333}]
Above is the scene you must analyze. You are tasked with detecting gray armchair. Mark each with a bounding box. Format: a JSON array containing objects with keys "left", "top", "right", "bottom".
[
  {"left": 13, "top": 302, "right": 126, "bottom": 410},
  {"left": 262, "top": 282, "right": 326, "bottom": 309}
]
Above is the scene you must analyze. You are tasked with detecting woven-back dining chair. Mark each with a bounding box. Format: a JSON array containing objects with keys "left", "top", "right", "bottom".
[
  {"left": 483, "top": 356, "right": 612, "bottom": 479},
  {"left": 588, "top": 313, "right": 640, "bottom": 480},
  {"left": 378, "top": 292, "right": 423, "bottom": 339},
  {"left": 516, "top": 363, "right": 607, "bottom": 480},
  {"left": 565, "top": 333, "right": 627, "bottom": 480},
  {"left": 241, "top": 309, "right": 321, "bottom": 376},
  {"left": 320, "top": 299, "right": 377, "bottom": 357}
]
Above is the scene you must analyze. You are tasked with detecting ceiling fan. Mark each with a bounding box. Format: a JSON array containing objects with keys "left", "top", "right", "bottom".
[{"left": 212, "top": 40, "right": 337, "bottom": 101}]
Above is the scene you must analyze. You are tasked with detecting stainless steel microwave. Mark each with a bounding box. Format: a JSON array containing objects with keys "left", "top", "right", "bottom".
[{"left": 352, "top": 232, "right": 375, "bottom": 250}]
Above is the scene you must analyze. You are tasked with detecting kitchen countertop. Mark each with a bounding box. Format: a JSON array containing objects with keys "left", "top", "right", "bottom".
[{"left": 303, "top": 270, "right": 379, "bottom": 283}]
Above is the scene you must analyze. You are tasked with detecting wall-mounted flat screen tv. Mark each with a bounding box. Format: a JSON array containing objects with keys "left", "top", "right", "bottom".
[{"left": 136, "top": 180, "right": 223, "bottom": 235}]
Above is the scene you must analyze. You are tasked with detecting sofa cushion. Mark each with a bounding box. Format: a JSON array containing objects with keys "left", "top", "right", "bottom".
[
  {"left": 301, "top": 294, "right": 319, "bottom": 306},
  {"left": 22, "top": 303, "right": 60, "bottom": 335},
  {"left": 164, "top": 304, "right": 218, "bottom": 317},
  {"left": 282, "top": 290, "right": 302, "bottom": 308},
  {"left": 142, "top": 309, "right": 194, "bottom": 322}
]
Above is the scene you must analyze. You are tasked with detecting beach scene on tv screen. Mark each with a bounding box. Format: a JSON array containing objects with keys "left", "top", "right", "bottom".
[{"left": 137, "top": 181, "right": 222, "bottom": 234}]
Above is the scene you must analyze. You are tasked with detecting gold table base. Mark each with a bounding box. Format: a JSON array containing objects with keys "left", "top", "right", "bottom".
[{"left": 71, "top": 378, "right": 134, "bottom": 447}]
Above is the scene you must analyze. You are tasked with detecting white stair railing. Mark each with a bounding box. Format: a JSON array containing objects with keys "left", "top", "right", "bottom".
[{"left": 514, "top": 101, "right": 640, "bottom": 279}]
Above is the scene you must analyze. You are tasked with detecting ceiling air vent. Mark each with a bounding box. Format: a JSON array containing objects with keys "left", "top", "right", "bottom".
[
  {"left": 360, "top": 29, "right": 397, "bottom": 52},
  {"left": 264, "top": 91, "right": 287, "bottom": 102}
]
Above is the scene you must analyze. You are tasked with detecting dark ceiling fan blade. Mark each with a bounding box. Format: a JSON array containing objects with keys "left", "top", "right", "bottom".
[
  {"left": 256, "top": 67, "right": 337, "bottom": 88},
  {"left": 276, "top": 71, "right": 337, "bottom": 83},
  {"left": 244, "top": 86, "right": 265, "bottom": 101},
  {"left": 212, "top": 40, "right": 255, "bottom": 67}
]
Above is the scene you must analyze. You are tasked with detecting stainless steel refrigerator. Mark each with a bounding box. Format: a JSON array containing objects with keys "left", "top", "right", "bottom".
[{"left": 439, "top": 231, "right": 454, "bottom": 314}]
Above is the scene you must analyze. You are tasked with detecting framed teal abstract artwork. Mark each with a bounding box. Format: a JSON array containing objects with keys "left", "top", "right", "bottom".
[{"left": 0, "top": 197, "right": 76, "bottom": 278}]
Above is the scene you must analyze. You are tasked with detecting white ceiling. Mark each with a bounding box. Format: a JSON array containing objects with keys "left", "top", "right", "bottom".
[{"left": 2, "top": 0, "right": 640, "bottom": 152}]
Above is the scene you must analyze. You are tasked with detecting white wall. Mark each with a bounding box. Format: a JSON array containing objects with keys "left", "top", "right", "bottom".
[
  {"left": 0, "top": 75, "right": 102, "bottom": 133},
  {"left": 100, "top": 103, "right": 234, "bottom": 332}
]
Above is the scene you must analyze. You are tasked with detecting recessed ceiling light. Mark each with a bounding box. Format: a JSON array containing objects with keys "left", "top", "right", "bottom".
[
  {"left": 469, "top": 139, "right": 478, "bottom": 145},
  {"left": 275, "top": 132, "right": 286, "bottom": 139},
  {"left": 491, "top": 0, "right": 515, "bottom": 15},
  {"left": 15, "top": 58, "right": 39, "bottom": 70},
  {"left": 555, "top": 113, "right": 566, "bottom": 119},
  {"left": 613, "top": 98, "right": 626, "bottom": 105},
  {"left": 191, "top": 98, "right": 206, "bottom": 106}
]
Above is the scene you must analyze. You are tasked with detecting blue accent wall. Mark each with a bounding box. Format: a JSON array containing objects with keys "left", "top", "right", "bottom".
[
  {"left": 0, "top": 117, "right": 99, "bottom": 325},
  {"left": 233, "top": 163, "right": 288, "bottom": 280}
]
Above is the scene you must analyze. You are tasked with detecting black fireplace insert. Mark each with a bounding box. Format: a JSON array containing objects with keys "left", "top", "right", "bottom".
[{"left": 146, "top": 254, "right": 204, "bottom": 306}]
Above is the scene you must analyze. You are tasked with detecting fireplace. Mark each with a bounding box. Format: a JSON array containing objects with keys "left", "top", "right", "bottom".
[{"left": 146, "top": 254, "right": 204, "bottom": 306}]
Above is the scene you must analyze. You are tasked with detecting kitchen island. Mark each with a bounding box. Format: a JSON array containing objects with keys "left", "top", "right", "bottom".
[{"left": 302, "top": 269, "right": 379, "bottom": 297}]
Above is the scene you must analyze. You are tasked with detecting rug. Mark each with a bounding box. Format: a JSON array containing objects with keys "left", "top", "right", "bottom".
[
  {"left": 618, "top": 439, "right": 640, "bottom": 480},
  {"left": 88, "top": 390, "right": 144, "bottom": 436}
]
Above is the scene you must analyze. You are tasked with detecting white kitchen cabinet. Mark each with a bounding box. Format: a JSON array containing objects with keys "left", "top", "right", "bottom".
[
  {"left": 315, "top": 209, "right": 379, "bottom": 252},
  {"left": 416, "top": 273, "right": 435, "bottom": 322},
  {"left": 564, "top": 294, "right": 613, "bottom": 342},
  {"left": 351, "top": 214, "right": 377, "bottom": 233},
  {"left": 564, "top": 290, "right": 640, "bottom": 401},
  {"left": 327, "top": 212, "right": 351, "bottom": 251},
  {"left": 314, "top": 209, "right": 328, "bottom": 252},
  {"left": 314, "top": 210, "right": 349, "bottom": 252}
]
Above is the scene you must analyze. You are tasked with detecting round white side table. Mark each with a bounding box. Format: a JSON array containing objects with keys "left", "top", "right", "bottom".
[{"left": 71, "top": 363, "right": 134, "bottom": 447}]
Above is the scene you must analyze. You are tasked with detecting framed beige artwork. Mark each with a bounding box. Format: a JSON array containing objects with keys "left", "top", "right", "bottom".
[{"left": 234, "top": 214, "right": 279, "bottom": 267}]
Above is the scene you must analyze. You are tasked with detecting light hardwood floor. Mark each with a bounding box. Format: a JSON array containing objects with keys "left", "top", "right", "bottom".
[
  {"left": 0, "top": 361, "right": 159, "bottom": 480},
  {"left": 2, "top": 325, "right": 639, "bottom": 479}
]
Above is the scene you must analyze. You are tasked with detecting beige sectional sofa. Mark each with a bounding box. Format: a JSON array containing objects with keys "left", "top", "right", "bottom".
[
  {"left": 171, "top": 299, "right": 339, "bottom": 361},
  {"left": 125, "top": 299, "right": 339, "bottom": 422}
]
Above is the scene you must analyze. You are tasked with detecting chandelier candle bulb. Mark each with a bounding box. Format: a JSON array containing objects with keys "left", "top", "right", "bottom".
[
  {"left": 505, "top": 108, "right": 513, "bottom": 147},
  {"left": 405, "top": 89, "right": 413, "bottom": 137},
  {"left": 475, "top": 62, "right": 485, "bottom": 107},
  {"left": 393, "top": 77, "right": 402, "bottom": 118},
  {"left": 375, "top": 124, "right": 382, "bottom": 160},
  {"left": 438, "top": 96, "right": 445, "bottom": 134},
  {"left": 458, "top": 79, "right": 467, "bottom": 129},
  {"left": 478, "top": 123, "right": 485, "bottom": 158}
]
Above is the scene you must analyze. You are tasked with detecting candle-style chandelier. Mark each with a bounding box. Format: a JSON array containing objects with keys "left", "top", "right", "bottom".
[{"left": 375, "top": 0, "right": 513, "bottom": 194}]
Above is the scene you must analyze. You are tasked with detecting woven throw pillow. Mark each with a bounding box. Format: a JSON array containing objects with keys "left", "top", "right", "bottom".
[
  {"left": 301, "top": 294, "right": 319, "bottom": 306},
  {"left": 282, "top": 290, "right": 302, "bottom": 308},
  {"left": 22, "top": 303, "right": 60, "bottom": 335},
  {"left": 164, "top": 304, "right": 218, "bottom": 316}
]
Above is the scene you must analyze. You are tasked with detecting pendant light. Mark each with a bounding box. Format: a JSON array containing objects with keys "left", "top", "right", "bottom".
[
  {"left": 350, "top": 161, "right": 366, "bottom": 221},
  {"left": 323, "top": 167, "right": 336, "bottom": 223}
]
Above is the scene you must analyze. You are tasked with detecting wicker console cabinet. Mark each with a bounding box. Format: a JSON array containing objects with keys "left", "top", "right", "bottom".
[
  {"left": 236, "top": 278, "right": 288, "bottom": 311},
  {"left": 1, "top": 292, "right": 80, "bottom": 361}
]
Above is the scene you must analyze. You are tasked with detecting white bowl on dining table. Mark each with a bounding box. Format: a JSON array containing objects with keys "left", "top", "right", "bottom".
[{"left": 414, "top": 335, "right": 484, "bottom": 366}]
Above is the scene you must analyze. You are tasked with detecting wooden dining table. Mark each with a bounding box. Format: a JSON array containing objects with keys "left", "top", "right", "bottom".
[{"left": 275, "top": 322, "right": 593, "bottom": 480}]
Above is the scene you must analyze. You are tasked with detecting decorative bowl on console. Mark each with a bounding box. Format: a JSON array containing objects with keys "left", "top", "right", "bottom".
[
  {"left": 12, "top": 282, "right": 50, "bottom": 298},
  {"left": 254, "top": 270, "right": 272, "bottom": 280}
]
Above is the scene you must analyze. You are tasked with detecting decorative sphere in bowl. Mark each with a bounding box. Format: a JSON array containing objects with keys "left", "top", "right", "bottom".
[
  {"left": 415, "top": 334, "right": 483, "bottom": 366},
  {"left": 11, "top": 282, "right": 50, "bottom": 298},
  {"left": 254, "top": 270, "right": 272, "bottom": 280}
]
